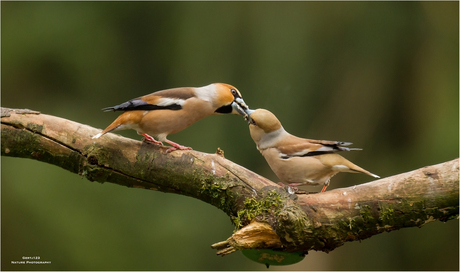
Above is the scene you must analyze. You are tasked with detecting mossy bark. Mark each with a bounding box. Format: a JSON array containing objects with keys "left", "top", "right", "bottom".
[{"left": 2, "top": 107, "right": 459, "bottom": 256}]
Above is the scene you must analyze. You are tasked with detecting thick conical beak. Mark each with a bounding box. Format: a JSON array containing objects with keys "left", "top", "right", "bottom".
[
  {"left": 244, "top": 109, "right": 256, "bottom": 124},
  {"left": 231, "top": 97, "right": 251, "bottom": 116}
]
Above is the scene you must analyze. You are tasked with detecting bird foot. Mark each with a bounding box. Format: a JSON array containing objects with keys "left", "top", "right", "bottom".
[
  {"left": 141, "top": 134, "right": 164, "bottom": 146},
  {"left": 165, "top": 140, "right": 192, "bottom": 153},
  {"left": 278, "top": 182, "right": 299, "bottom": 195},
  {"left": 321, "top": 180, "right": 330, "bottom": 192},
  {"left": 320, "top": 184, "right": 330, "bottom": 192}
]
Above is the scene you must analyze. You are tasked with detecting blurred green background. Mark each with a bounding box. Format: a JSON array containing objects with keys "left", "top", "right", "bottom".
[{"left": 2, "top": 1, "right": 458, "bottom": 270}]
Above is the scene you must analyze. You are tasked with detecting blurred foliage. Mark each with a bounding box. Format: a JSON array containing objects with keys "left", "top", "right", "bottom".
[{"left": 1, "top": 1, "right": 458, "bottom": 270}]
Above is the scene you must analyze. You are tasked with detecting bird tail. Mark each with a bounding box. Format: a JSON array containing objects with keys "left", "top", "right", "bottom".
[
  {"left": 92, "top": 112, "right": 138, "bottom": 139},
  {"left": 322, "top": 154, "right": 380, "bottom": 178},
  {"left": 350, "top": 165, "right": 380, "bottom": 178},
  {"left": 92, "top": 121, "right": 121, "bottom": 139},
  {"left": 345, "top": 160, "right": 380, "bottom": 178},
  {"left": 336, "top": 143, "right": 377, "bottom": 176}
]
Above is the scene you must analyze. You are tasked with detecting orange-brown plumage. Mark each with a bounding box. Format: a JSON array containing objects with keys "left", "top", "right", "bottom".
[{"left": 93, "top": 83, "right": 249, "bottom": 152}]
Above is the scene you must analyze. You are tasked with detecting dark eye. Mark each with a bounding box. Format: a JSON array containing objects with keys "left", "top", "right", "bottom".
[{"left": 230, "top": 88, "right": 238, "bottom": 96}]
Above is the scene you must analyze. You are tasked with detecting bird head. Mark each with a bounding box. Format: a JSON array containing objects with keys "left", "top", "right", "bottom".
[
  {"left": 212, "top": 83, "right": 250, "bottom": 117},
  {"left": 246, "top": 108, "right": 283, "bottom": 145}
]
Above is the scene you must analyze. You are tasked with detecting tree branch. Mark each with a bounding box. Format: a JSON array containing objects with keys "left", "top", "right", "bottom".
[{"left": 2, "top": 107, "right": 458, "bottom": 258}]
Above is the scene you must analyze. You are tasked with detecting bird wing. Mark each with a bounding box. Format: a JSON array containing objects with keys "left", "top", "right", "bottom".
[
  {"left": 277, "top": 137, "right": 361, "bottom": 159},
  {"left": 102, "top": 87, "right": 197, "bottom": 112}
]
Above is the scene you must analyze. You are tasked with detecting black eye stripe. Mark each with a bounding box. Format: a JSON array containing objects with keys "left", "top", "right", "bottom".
[{"left": 230, "top": 88, "right": 240, "bottom": 97}]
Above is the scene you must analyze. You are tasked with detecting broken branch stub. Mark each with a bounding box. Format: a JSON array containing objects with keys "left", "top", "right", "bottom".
[{"left": 1, "top": 107, "right": 458, "bottom": 258}]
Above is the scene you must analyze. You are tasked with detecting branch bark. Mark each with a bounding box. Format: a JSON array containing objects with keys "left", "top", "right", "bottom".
[{"left": 2, "top": 107, "right": 458, "bottom": 257}]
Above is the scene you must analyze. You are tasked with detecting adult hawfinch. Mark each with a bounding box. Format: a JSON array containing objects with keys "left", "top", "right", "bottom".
[
  {"left": 246, "top": 108, "right": 379, "bottom": 192},
  {"left": 92, "top": 83, "right": 249, "bottom": 152}
]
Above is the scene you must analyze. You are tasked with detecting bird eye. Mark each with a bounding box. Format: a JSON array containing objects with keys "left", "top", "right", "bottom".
[{"left": 230, "top": 88, "right": 238, "bottom": 96}]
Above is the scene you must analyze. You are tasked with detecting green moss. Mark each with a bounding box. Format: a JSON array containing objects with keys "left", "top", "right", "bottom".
[
  {"left": 379, "top": 206, "right": 395, "bottom": 224},
  {"left": 199, "top": 174, "right": 236, "bottom": 216},
  {"left": 275, "top": 203, "right": 315, "bottom": 247},
  {"left": 200, "top": 177, "right": 225, "bottom": 198},
  {"left": 2, "top": 124, "right": 40, "bottom": 156},
  {"left": 232, "top": 190, "right": 283, "bottom": 231},
  {"left": 347, "top": 218, "right": 357, "bottom": 230},
  {"left": 360, "top": 205, "right": 375, "bottom": 223},
  {"left": 293, "top": 215, "right": 308, "bottom": 234},
  {"left": 445, "top": 213, "right": 459, "bottom": 221},
  {"left": 337, "top": 217, "right": 357, "bottom": 232}
]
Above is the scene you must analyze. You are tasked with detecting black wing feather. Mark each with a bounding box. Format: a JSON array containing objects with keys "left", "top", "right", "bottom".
[
  {"left": 102, "top": 99, "right": 182, "bottom": 112},
  {"left": 280, "top": 142, "right": 362, "bottom": 159}
]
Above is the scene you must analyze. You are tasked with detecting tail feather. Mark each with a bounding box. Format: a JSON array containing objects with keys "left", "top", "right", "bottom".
[
  {"left": 368, "top": 172, "right": 380, "bottom": 178},
  {"left": 347, "top": 163, "right": 380, "bottom": 178},
  {"left": 92, "top": 132, "right": 103, "bottom": 139},
  {"left": 321, "top": 154, "right": 380, "bottom": 179},
  {"left": 91, "top": 123, "right": 118, "bottom": 139},
  {"left": 92, "top": 111, "right": 142, "bottom": 140},
  {"left": 91, "top": 117, "right": 125, "bottom": 139}
]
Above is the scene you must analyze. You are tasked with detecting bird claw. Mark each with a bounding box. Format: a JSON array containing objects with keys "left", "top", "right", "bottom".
[
  {"left": 141, "top": 134, "right": 164, "bottom": 146},
  {"left": 165, "top": 146, "right": 192, "bottom": 153},
  {"left": 286, "top": 186, "right": 297, "bottom": 195},
  {"left": 165, "top": 140, "right": 192, "bottom": 153},
  {"left": 278, "top": 182, "right": 299, "bottom": 195}
]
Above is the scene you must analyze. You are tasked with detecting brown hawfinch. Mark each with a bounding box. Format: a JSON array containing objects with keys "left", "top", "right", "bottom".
[
  {"left": 92, "top": 83, "right": 249, "bottom": 152},
  {"left": 246, "top": 109, "right": 379, "bottom": 192}
]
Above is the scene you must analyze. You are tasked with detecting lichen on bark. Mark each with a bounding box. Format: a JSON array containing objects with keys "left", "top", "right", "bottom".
[{"left": 1, "top": 107, "right": 459, "bottom": 256}]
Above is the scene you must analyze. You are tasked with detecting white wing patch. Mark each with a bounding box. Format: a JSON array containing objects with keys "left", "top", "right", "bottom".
[
  {"left": 289, "top": 149, "right": 312, "bottom": 157},
  {"left": 156, "top": 97, "right": 185, "bottom": 107},
  {"left": 315, "top": 146, "right": 336, "bottom": 152},
  {"left": 279, "top": 149, "right": 310, "bottom": 159}
]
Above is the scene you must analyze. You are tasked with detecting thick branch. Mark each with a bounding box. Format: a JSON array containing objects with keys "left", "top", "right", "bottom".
[{"left": 2, "top": 107, "right": 458, "bottom": 257}]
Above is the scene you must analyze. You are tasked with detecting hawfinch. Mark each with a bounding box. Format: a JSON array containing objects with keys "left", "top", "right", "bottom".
[
  {"left": 246, "top": 109, "right": 379, "bottom": 192},
  {"left": 92, "top": 83, "right": 249, "bottom": 152}
]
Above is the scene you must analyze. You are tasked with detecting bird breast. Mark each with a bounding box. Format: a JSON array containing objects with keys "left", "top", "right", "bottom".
[
  {"left": 138, "top": 98, "right": 215, "bottom": 139},
  {"left": 260, "top": 148, "right": 337, "bottom": 186}
]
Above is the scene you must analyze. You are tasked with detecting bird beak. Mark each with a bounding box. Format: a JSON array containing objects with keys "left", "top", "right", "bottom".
[
  {"left": 244, "top": 109, "right": 256, "bottom": 124},
  {"left": 231, "top": 97, "right": 250, "bottom": 117}
]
